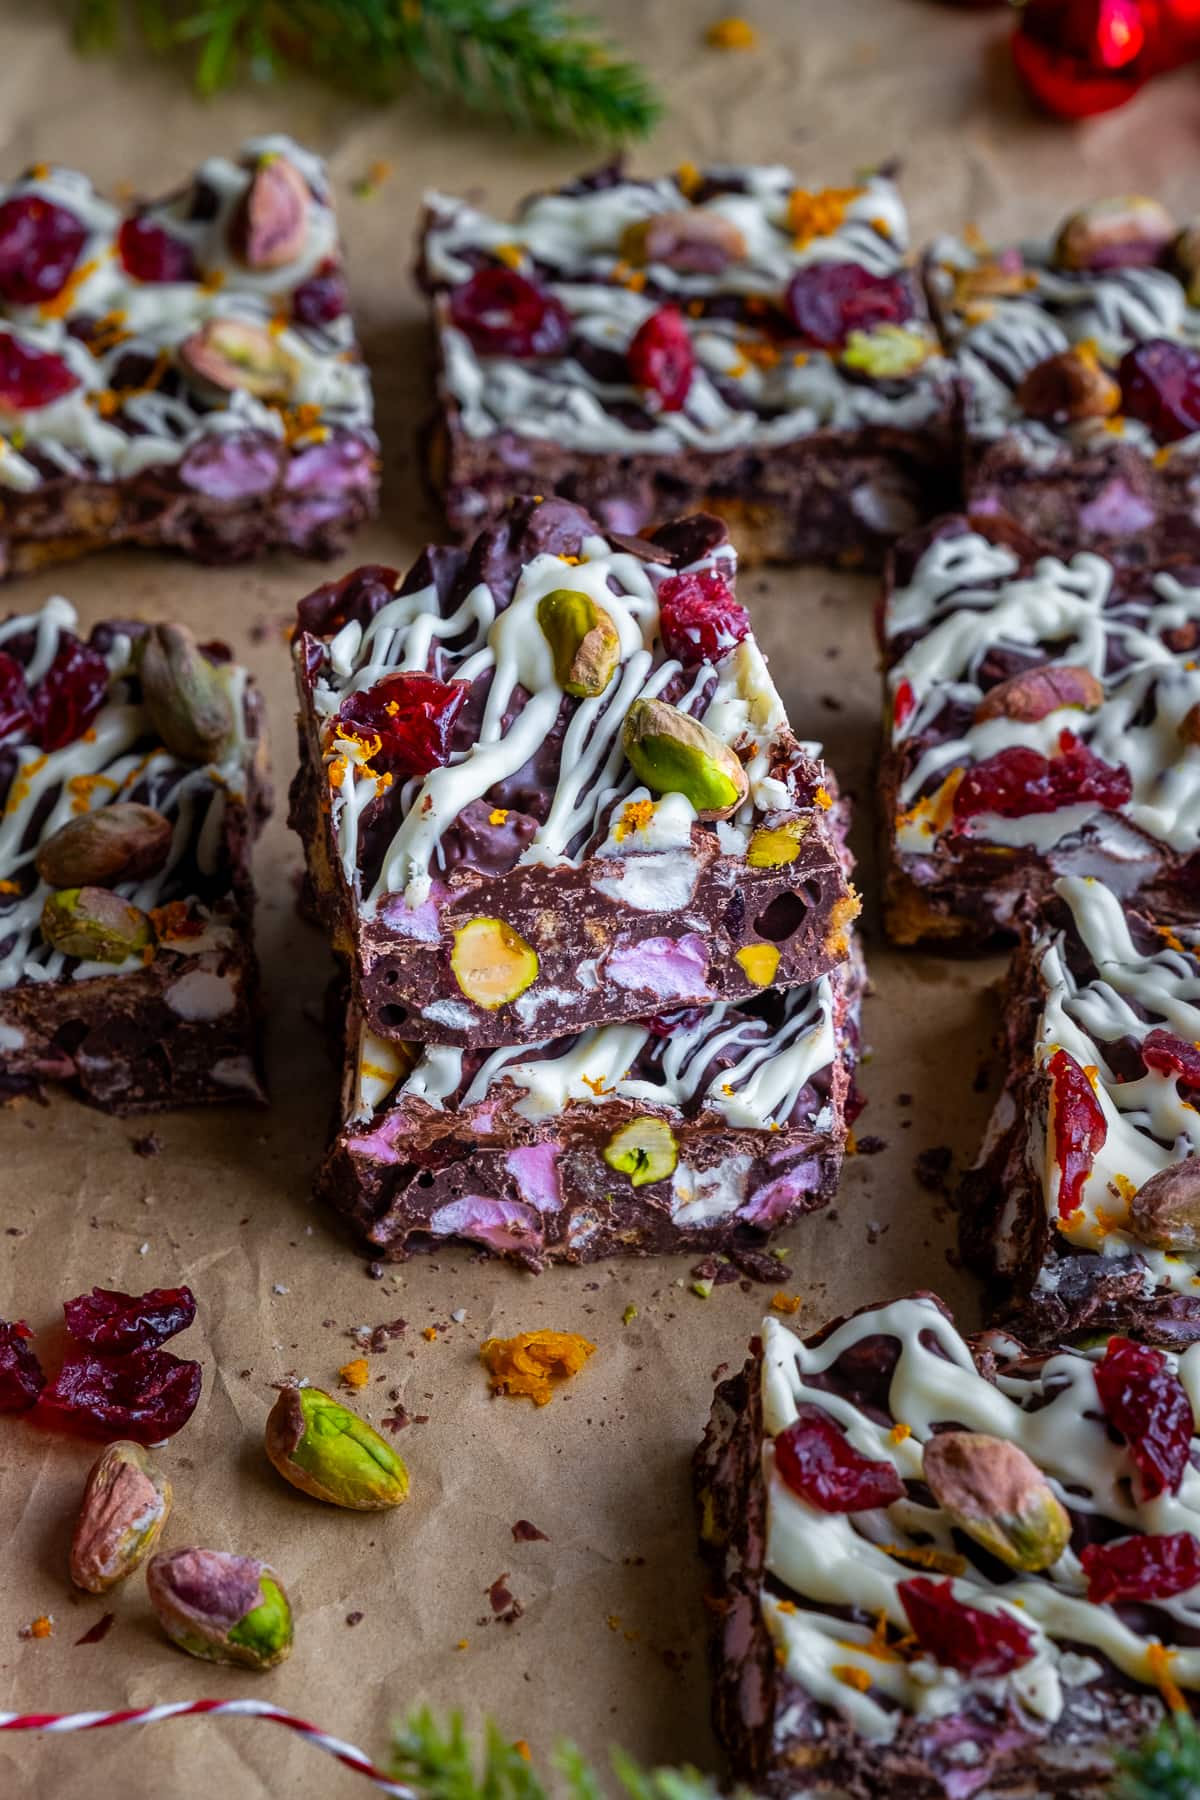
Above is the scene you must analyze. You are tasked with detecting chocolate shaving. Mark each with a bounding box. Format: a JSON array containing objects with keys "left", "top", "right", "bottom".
[
  {"left": 75, "top": 1613, "right": 115, "bottom": 1646},
  {"left": 512, "top": 1518, "right": 549, "bottom": 1542}
]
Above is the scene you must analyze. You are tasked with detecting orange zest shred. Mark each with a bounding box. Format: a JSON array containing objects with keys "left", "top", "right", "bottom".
[
  {"left": 787, "top": 185, "right": 862, "bottom": 250},
  {"left": 480, "top": 1329, "right": 596, "bottom": 1406},
  {"left": 27, "top": 1615, "right": 53, "bottom": 1639},
  {"left": 339, "top": 1358, "right": 370, "bottom": 1389},
  {"left": 813, "top": 785, "right": 833, "bottom": 810},
  {"left": 149, "top": 900, "right": 203, "bottom": 941},
  {"left": 0, "top": 878, "right": 19, "bottom": 895},
  {"left": 489, "top": 807, "right": 510, "bottom": 826},
  {"left": 1148, "top": 1641, "right": 1187, "bottom": 1712},
  {"left": 705, "top": 16, "right": 759, "bottom": 49},
  {"left": 581, "top": 1073, "right": 611, "bottom": 1096},
  {"left": 880, "top": 1542, "right": 967, "bottom": 1577},
  {"left": 423, "top": 1326, "right": 438, "bottom": 1342},
  {"left": 770, "top": 1291, "right": 801, "bottom": 1314},
  {"left": 513, "top": 1741, "right": 532, "bottom": 1762},
  {"left": 615, "top": 798, "right": 655, "bottom": 841},
  {"left": 831, "top": 1663, "right": 872, "bottom": 1693},
  {"left": 890, "top": 1421, "right": 912, "bottom": 1444}
]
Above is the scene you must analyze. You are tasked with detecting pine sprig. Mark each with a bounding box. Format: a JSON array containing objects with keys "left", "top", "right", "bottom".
[
  {"left": 389, "top": 1710, "right": 723, "bottom": 1800},
  {"left": 1110, "top": 1710, "right": 1200, "bottom": 1800},
  {"left": 71, "top": 0, "right": 661, "bottom": 142}
]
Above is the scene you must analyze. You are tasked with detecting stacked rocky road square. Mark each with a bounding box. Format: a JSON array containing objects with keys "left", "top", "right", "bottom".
[{"left": 290, "top": 494, "right": 863, "bottom": 1266}]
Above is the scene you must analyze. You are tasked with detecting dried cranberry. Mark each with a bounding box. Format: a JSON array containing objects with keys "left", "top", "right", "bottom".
[
  {"left": 628, "top": 306, "right": 694, "bottom": 411},
  {"left": 40, "top": 1348, "right": 201, "bottom": 1444},
  {"left": 117, "top": 216, "right": 197, "bottom": 284},
  {"left": 63, "top": 1285, "right": 196, "bottom": 1354},
  {"left": 1119, "top": 339, "right": 1200, "bottom": 444},
  {"left": 898, "top": 1577, "right": 1035, "bottom": 1676},
  {"left": 1047, "top": 1047, "right": 1107, "bottom": 1219},
  {"left": 449, "top": 268, "right": 570, "bottom": 358},
  {"left": 0, "top": 334, "right": 80, "bottom": 411},
  {"left": 656, "top": 570, "right": 750, "bottom": 665},
  {"left": 0, "top": 651, "right": 32, "bottom": 741},
  {"left": 1094, "top": 1336, "right": 1193, "bottom": 1499},
  {"left": 1081, "top": 1531, "right": 1200, "bottom": 1604},
  {"left": 952, "top": 736, "right": 1132, "bottom": 824},
  {"left": 893, "top": 678, "right": 916, "bottom": 730},
  {"left": 1141, "top": 1028, "right": 1200, "bottom": 1087},
  {"left": 29, "top": 633, "right": 109, "bottom": 751},
  {"left": 338, "top": 671, "right": 467, "bottom": 779},
  {"left": 0, "top": 1319, "right": 45, "bottom": 1412},
  {"left": 293, "top": 259, "right": 349, "bottom": 326},
  {"left": 0, "top": 195, "right": 87, "bottom": 305},
  {"left": 784, "top": 261, "right": 913, "bottom": 349},
  {"left": 774, "top": 1403, "right": 905, "bottom": 1512}
]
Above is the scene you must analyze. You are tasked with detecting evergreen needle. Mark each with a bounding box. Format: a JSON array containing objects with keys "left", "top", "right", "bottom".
[{"left": 72, "top": 0, "right": 661, "bottom": 142}]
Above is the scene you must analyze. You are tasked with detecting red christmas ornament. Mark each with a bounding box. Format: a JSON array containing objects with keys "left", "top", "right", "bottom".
[{"left": 1012, "top": 0, "right": 1200, "bottom": 117}]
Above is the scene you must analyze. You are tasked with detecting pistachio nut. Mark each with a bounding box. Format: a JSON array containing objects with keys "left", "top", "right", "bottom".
[
  {"left": 602, "top": 1115, "right": 678, "bottom": 1188},
  {"left": 231, "top": 154, "right": 310, "bottom": 270},
  {"left": 1128, "top": 1159, "right": 1200, "bottom": 1252},
  {"left": 136, "top": 623, "right": 234, "bottom": 764},
  {"left": 537, "top": 588, "right": 620, "bottom": 698},
  {"left": 747, "top": 819, "right": 808, "bottom": 868},
  {"left": 735, "top": 942, "right": 780, "bottom": 987},
  {"left": 922, "top": 1431, "right": 1070, "bottom": 1573},
  {"left": 70, "top": 1441, "right": 172, "bottom": 1594},
  {"left": 975, "top": 662, "right": 1105, "bottom": 725},
  {"left": 841, "top": 324, "right": 933, "bottom": 380},
  {"left": 1053, "top": 196, "right": 1176, "bottom": 273},
  {"left": 450, "top": 917, "right": 539, "bottom": 1009},
  {"left": 179, "top": 318, "right": 298, "bottom": 402},
  {"left": 41, "top": 886, "right": 154, "bottom": 963},
  {"left": 622, "top": 699, "right": 748, "bottom": 821},
  {"left": 36, "top": 803, "right": 172, "bottom": 890},
  {"left": 1014, "top": 347, "right": 1120, "bottom": 425},
  {"left": 620, "top": 209, "right": 747, "bottom": 274},
  {"left": 265, "top": 1386, "right": 409, "bottom": 1511},
  {"left": 1172, "top": 225, "right": 1200, "bottom": 306},
  {"left": 146, "top": 1547, "right": 293, "bottom": 1671}
]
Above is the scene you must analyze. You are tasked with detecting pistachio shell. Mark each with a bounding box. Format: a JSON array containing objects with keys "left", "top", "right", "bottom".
[
  {"left": 620, "top": 210, "right": 747, "bottom": 273},
  {"left": 975, "top": 663, "right": 1105, "bottom": 725},
  {"left": 1014, "top": 347, "right": 1120, "bottom": 424},
  {"left": 922, "top": 1431, "right": 1070, "bottom": 1573},
  {"left": 537, "top": 588, "right": 620, "bottom": 697},
  {"left": 41, "top": 886, "right": 154, "bottom": 963},
  {"left": 622, "top": 698, "right": 748, "bottom": 821},
  {"left": 747, "top": 819, "right": 808, "bottom": 868},
  {"left": 450, "top": 917, "right": 539, "bottom": 1010},
  {"left": 1053, "top": 196, "right": 1176, "bottom": 272},
  {"left": 69, "top": 1442, "right": 172, "bottom": 1594},
  {"left": 231, "top": 155, "right": 310, "bottom": 270},
  {"left": 179, "top": 318, "right": 298, "bottom": 401},
  {"left": 265, "top": 1386, "right": 409, "bottom": 1511},
  {"left": 147, "top": 1548, "right": 293, "bottom": 1671},
  {"left": 137, "top": 623, "right": 235, "bottom": 764},
  {"left": 603, "top": 1115, "right": 678, "bottom": 1187},
  {"left": 36, "top": 803, "right": 172, "bottom": 890},
  {"left": 841, "top": 324, "right": 933, "bottom": 380},
  {"left": 1128, "top": 1159, "right": 1200, "bottom": 1251}
]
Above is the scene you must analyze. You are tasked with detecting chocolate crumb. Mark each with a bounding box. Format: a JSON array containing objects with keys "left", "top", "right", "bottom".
[
  {"left": 972, "top": 1059, "right": 992, "bottom": 1094},
  {"left": 365, "top": 1261, "right": 385, "bottom": 1280},
  {"left": 75, "top": 1613, "right": 115, "bottom": 1647},
  {"left": 914, "top": 1146, "right": 954, "bottom": 1194},
  {"left": 131, "top": 1133, "right": 162, "bottom": 1158},
  {"left": 855, "top": 1134, "right": 887, "bottom": 1156},
  {"left": 512, "top": 1519, "right": 549, "bottom": 1542},
  {"left": 346, "top": 1611, "right": 364, "bottom": 1628},
  {"left": 486, "top": 1575, "right": 524, "bottom": 1624}
]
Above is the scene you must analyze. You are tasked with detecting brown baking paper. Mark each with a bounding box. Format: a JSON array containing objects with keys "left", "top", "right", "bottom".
[{"left": 0, "top": 2, "right": 1194, "bottom": 1793}]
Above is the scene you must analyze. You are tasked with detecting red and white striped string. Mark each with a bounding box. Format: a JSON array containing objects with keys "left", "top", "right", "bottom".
[{"left": 0, "top": 1698, "right": 416, "bottom": 1795}]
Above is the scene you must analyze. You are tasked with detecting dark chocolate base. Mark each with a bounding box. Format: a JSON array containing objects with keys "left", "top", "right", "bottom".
[
  {"left": 695, "top": 1341, "right": 1167, "bottom": 1799},
  {"left": 0, "top": 427, "right": 379, "bottom": 577}
]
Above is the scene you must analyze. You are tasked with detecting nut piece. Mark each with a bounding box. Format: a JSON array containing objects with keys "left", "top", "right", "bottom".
[
  {"left": 747, "top": 819, "right": 808, "bottom": 868},
  {"left": 70, "top": 1441, "right": 172, "bottom": 1594},
  {"left": 450, "top": 917, "right": 539, "bottom": 1010},
  {"left": 735, "top": 942, "right": 780, "bottom": 987},
  {"left": 602, "top": 1115, "right": 678, "bottom": 1187},
  {"left": 230, "top": 154, "right": 311, "bottom": 270},
  {"left": 1129, "top": 1159, "right": 1200, "bottom": 1251},
  {"left": 975, "top": 662, "right": 1105, "bottom": 725},
  {"left": 137, "top": 623, "right": 235, "bottom": 764},
  {"left": 179, "top": 318, "right": 298, "bottom": 401},
  {"left": 1015, "top": 346, "right": 1121, "bottom": 424},
  {"left": 41, "top": 886, "right": 154, "bottom": 963},
  {"left": 922, "top": 1431, "right": 1070, "bottom": 1573},
  {"left": 537, "top": 588, "right": 620, "bottom": 698},
  {"left": 1172, "top": 225, "right": 1200, "bottom": 306},
  {"left": 265, "top": 1386, "right": 409, "bottom": 1511},
  {"left": 622, "top": 698, "right": 748, "bottom": 821},
  {"left": 36, "top": 804, "right": 172, "bottom": 890},
  {"left": 1053, "top": 196, "right": 1176, "bottom": 272},
  {"left": 620, "top": 209, "right": 747, "bottom": 274},
  {"left": 147, "top": 1548, "right": 293, "bottom": 1671},
  {"left": 841, "top": 324, "right": 933, "bottom": 380}
]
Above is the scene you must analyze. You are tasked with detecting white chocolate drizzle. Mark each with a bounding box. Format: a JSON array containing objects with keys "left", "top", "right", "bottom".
[
  {"left": 0, "top": 134, "right": 372, "bottom": 492},
  {"left": 886, "top": 529, "right": 1200, "bottom": 857},
  {"left": 761, "top": 1299, "right": 1200, "bottom": 1747},
  {"left": 423, "top": 168, "right": 951, "bottom": 456}
]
